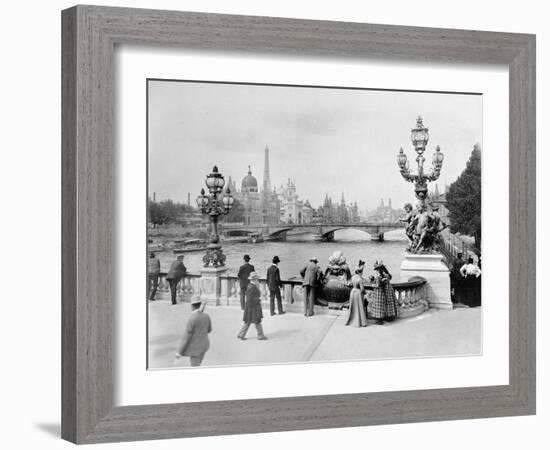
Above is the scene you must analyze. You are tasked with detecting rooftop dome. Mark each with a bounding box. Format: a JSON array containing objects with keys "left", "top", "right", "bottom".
[{"left": 241, "top": 166, "right": 258, "bottom": 192}]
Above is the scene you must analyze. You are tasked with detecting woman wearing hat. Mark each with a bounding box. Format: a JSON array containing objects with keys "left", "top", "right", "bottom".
[
  {"left": 369, "top": 261, "right": 398, "bottom": 325},
  {"left": 346, "top": 273, "right": 368, "bottom": 327},
  {"left": 237, "top": 272, "right": 267, "bottom": 340}
]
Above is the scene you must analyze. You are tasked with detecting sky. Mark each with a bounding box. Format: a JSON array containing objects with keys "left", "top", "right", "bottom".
[{"left": 148, "top": 80, "right": 482, "bottom": 212}]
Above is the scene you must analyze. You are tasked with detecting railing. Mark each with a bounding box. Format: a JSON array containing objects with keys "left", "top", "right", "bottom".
[
  {"left": 154, "top": 272, "right": 202, "bottom": 302},
  {"left": 152, "top": 272, "right": 428, "bottom": 317},
  {"left": 438, "top": 232, "right": 478, "bottom": 268},
  {"left": 219, "top": 275, "right": 303, "bottom": 307},
  {"left": 385, "top": 277, "right": 428, "bottom": 316}
]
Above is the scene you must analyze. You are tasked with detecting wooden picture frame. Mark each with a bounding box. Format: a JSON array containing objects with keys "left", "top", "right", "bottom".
[{"left": 61, "top": 5, "right": 536, "bottom": 444}]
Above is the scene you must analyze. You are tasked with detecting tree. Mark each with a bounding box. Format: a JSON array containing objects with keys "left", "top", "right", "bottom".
[
  {"left": 222, "top": 198, "right": 245, "bottom": 223},
  {"left": 148, "top": 199, "right": 197, "bottom": 226},
  {"left": 445, "top": 144, "right": 482, "bottom": 250}
]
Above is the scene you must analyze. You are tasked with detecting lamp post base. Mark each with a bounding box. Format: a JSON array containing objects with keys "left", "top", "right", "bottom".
[
  {"left": 199, "top": 266, "right": 228, "bottom": 306},
  {"left": 202, "top": 244, "right": 227, "bottom": 268},
  {"left": 399, "top": 253, "right": 452, "bottom": 310}
]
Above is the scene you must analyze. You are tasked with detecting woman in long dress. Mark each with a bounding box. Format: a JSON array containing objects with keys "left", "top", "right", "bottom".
[
  {"left": 345, "top": 273, "right": 368, "bottom": 327},
  {"left": 368, "top": 261, "right": 398, "bottom": 325}
]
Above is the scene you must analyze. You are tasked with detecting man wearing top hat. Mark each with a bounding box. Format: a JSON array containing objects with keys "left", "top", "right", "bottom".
[
  {"left": 237, "top": 254, "right": 255, "bottom": 310},
  {"left": 266, "top": 255, "right": 285, "bottom": 316},
  {"left": 300, "top": 257, "right": 323, "bottom": 317},
  {"left": 175, "top": 296, "right": 212, "bottom": 367},
  {"left": 166, "top": 254, "right": 187, "bottom": 305}
]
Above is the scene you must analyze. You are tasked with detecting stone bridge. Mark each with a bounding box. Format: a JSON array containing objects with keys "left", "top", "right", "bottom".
[{"left": 221, "top": 222, "right": 405, "bottom": 242}]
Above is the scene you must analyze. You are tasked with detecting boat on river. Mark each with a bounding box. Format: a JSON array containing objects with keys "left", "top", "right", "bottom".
[
  {"left": 172, "top": 238, "right": 209, "bottom": 254},
  {"left": 247, "top": 233, "right": 264, "bottom": 244}
]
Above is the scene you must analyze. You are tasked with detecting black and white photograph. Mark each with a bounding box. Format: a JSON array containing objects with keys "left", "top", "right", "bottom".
[{"left": 147, "top": 79, "right": 483, "bottom": 369}]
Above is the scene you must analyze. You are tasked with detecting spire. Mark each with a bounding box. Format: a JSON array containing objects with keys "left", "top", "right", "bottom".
[
  {"left": 434, "top": 183, "right": 440, "bottom": 197},
  {"left": 341, "top": 192, "right": 345, "bottom": 205},
  {"left": 263, "top": 145, "right": 271, "bottom": 193},
  {"left": 388, "top": 197, "right": 392, "bottom": 208}
]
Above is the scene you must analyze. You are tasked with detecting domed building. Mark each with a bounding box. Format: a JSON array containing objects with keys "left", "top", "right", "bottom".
[
  {"left": 227, "top": 147, "right": 281, "bottom": 226},
  {"left": 241, "top": 166, "right": 258, "bottom": 193}
]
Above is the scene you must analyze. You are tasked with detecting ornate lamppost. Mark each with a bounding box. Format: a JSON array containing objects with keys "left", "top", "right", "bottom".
[
  {"left": 397, "top": 116, "right": 444, "bottom": 208},
  {"left": 196, "top": 165, "right": 234, "bottom": 267},
  {"left": 397, "top": 117, "right": 452, "bottom": 311}
]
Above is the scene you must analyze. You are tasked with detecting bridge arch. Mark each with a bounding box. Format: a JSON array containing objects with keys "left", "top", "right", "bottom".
[
  {"left": 224, "top": 229, "right": 255, "bottom": 237},
  {"left": 317, "top": 227, "right": 389, "bottom": 242}
]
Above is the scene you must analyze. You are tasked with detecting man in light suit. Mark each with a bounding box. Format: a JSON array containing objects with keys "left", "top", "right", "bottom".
[
  {"left": 175, "top": 297, "right": 212, "bottom": 367},
  {"left": 300, "top": 257, "right": 323, "bottom": 317},
  {"left": 165, "top": 254, "right": 186, "bottom": 305}
]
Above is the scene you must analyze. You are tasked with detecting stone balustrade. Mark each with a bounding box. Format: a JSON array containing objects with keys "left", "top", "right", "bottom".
[
  {"left": 219, "top": 275, "right": 303, "bottom": 309},
  {"left": 384, "top": 276, "right": 429, "bottom": 318},
  {"left": 153, "top": 272, "right": 202, "bottom": 303},
  {"left": 152, "top": 271, "right": 427, "bottom": 319}
]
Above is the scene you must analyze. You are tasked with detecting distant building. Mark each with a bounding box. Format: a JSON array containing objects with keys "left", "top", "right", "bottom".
[
  {"left": 227, "top": 146, "right": 280, "bottom": 226},
  {"left": 347, "top": 201, "right": 360, "bottom": 223},
  {"left": 275, "top": 179, "right": 313, "bottom": 224},
  {"left": 428, "top": 183, "right": 450, "bottom": 224},
  {"left": 318, "top": 193, "right": 352, "bottom": 223},
  {"left": 367, "top": 198, "right": 402, "bottom": 222}
]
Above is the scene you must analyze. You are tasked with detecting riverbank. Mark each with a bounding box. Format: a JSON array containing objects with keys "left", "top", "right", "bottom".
[{"left": 148, "top": 301, "right": 481, "bottom": 369}]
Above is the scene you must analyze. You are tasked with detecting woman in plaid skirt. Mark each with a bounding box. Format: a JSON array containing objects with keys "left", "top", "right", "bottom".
[{"left": 368, "top": 261, "right": 398, "bottom": 325}]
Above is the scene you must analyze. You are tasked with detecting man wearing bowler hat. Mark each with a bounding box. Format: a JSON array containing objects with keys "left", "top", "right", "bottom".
[
  {"left": 175, "top": 296, "right": 212, "bottom": 367},
  {"left": 237, "top": 254, "right": 255, "bottom": 310},
  {"left": 266, "top": 255, "right": 285, "bottom": 315}
]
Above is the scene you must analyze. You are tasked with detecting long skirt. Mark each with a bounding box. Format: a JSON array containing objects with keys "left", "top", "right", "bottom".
[
  {"left": 345, "top": 288, "right": 367, "bottom": 327},
  {"left": 369, "top": 283, "right": 398, "bottom": 319},
  {"left": 464, "top": 275, "right": 482, "bottom": 307}
]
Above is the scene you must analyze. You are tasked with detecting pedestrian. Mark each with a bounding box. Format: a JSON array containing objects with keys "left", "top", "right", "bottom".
[
  {"left": 345, "top": 276, "right": 368, "bottom": 327},
  {"left": 369, "top": 260, "right": 398, "bottom": 325},
  {"left": 237, "top": 272, "right": 268, "bottom": 340},
  {"left": 174, "top": 296, "right": 212, "bottom": 367},
  {"left": 165, "top": 254, "right": 186, "bottom": 305},
  {"left": 237, "top": 254, "right": 255, "bottom": 310},
  {"left": 450, "top": 252, "right": 465, "bottom": 304},
  {"left": 300, "top": 257, "right": 323, "bottom": 317},
  {"left": 267, "top": 255, "right": 285, "bottom": 315},
  {"left": 460, "top": 257, "right": 482, "bottom": 307},
  {"left": 351, "top": 260, "right": 367, "bottom": 318},
  {"left": 148, "top": 251, "right": 161, "bottom": 301}
]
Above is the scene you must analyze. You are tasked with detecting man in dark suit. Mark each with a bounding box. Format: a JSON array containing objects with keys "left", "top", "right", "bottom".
[
  {"left": 237, "top": 254, "right": 255, "bottom": 310},
  {"left": 266, "top": 255, "right": 285, "bottom": 315},
  {"left": 165, "top": 254, "right": 186, "bottom": 305},
  {"left": 300, "top": 257, "right": 323, "bottom": 317},
  {"left": 237, "top": 272, "right": 267, "bottom": 340},
  {"left": 175, "top": 297, "right": 212, "bottom": 367}
]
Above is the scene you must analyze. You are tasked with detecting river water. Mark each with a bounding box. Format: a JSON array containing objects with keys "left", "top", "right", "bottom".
[{"left": 155, "top": 229, "right": 408, "bottom": 280}]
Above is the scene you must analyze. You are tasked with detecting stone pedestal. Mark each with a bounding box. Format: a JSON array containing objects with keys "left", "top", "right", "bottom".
[
  {"left": 400, "top": 253, "right": 452, "bottom": 310},
  {"left": 199, "top": 266, "right": 228, "bottom": 306}
]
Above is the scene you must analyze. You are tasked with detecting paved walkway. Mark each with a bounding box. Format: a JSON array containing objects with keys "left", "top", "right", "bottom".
[{"left": 148, "top": 301, "right": 481, "bottom": 369}]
